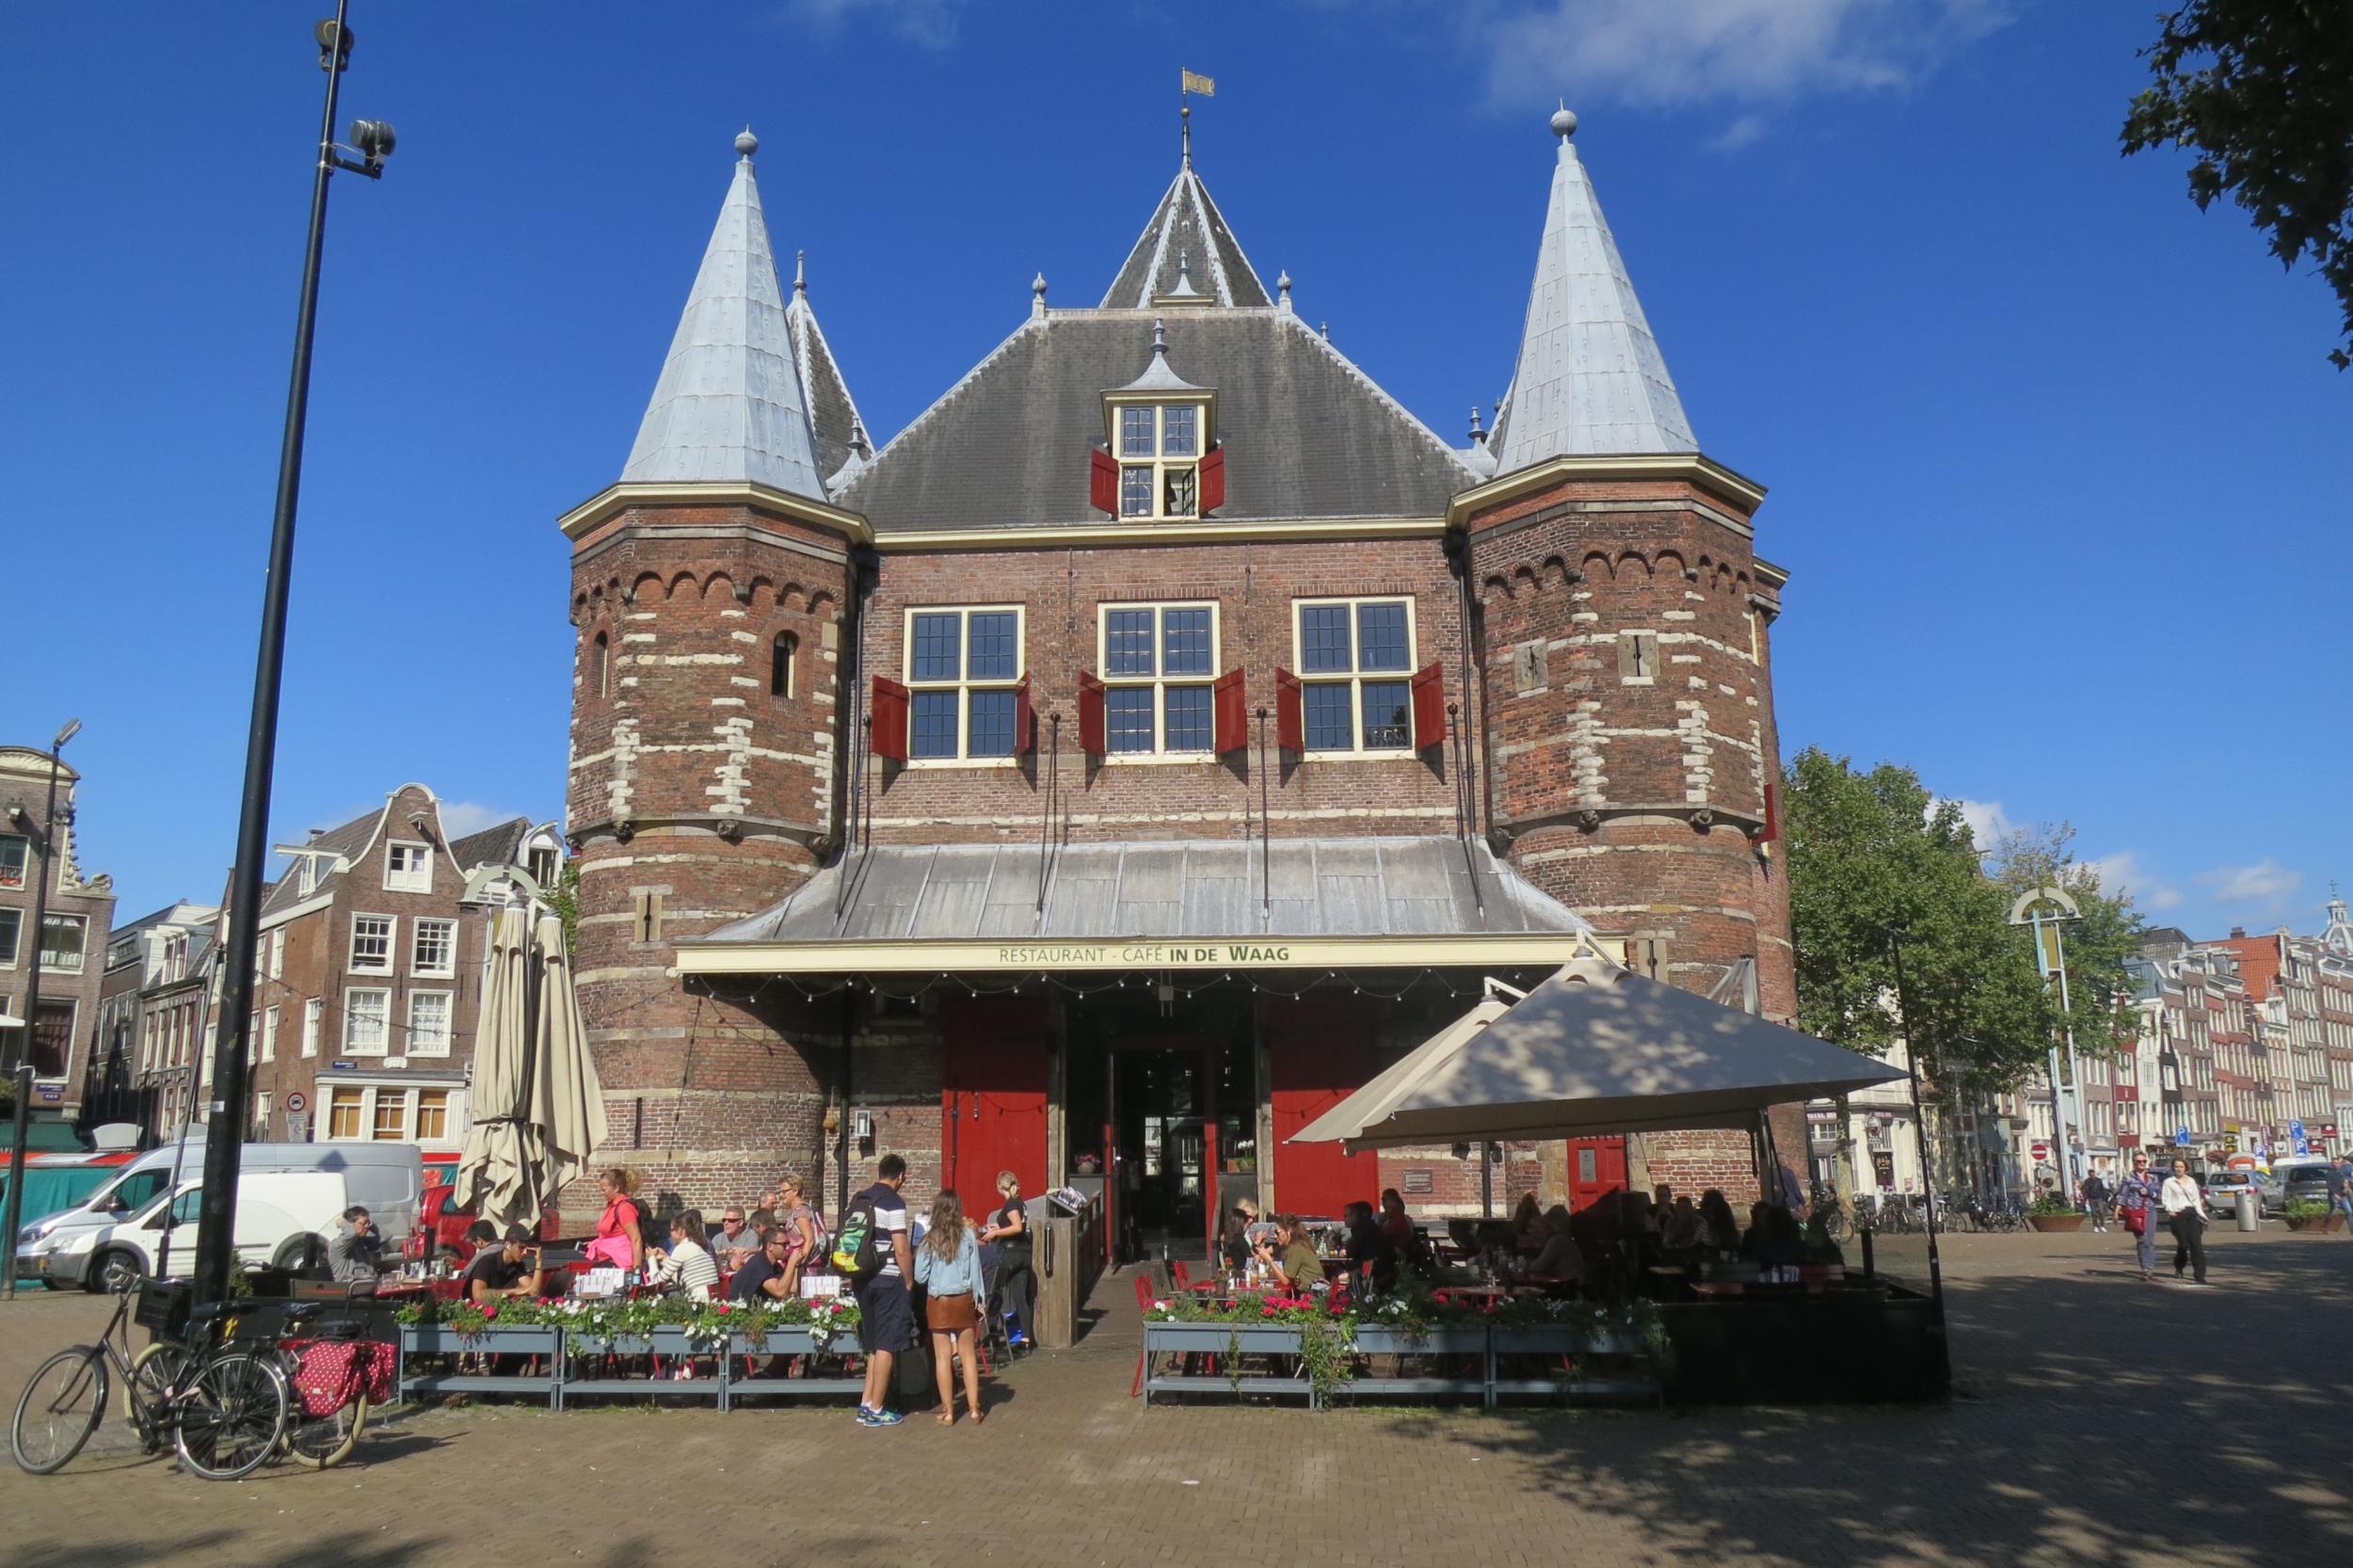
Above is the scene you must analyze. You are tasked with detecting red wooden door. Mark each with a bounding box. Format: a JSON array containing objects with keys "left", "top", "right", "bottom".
[
  {"left": 939, "top": 999, "right": 1049, "bottom": 1202},
  {"left": 1565, "top": 1136, "right": 1629, "bottom": 1210},
  {"left": 1268, "top": 999, "right": 1376, "bottom": 1220}
]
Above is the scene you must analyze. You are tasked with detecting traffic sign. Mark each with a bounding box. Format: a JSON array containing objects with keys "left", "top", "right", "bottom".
[
  {"left": 285, "top": 1091, "right": 307, "bottom": 1112},
  {"left": 2030, "top": 1141, "right": 2049, "bottom": 1160}
]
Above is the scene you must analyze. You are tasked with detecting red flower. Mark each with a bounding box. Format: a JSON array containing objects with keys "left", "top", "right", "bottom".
[
  {"left": 1260, "top": 1304, "right": 1275, "bottom": 1317},
  {"left": 481, "top": 1304, "right": 498, "bottom": 1320}
]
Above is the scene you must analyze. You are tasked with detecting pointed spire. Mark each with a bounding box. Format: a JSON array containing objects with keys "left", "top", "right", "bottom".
[
  {"left": 624, "top": 129, "right": 825, "bottom": 499},
  {"left": 783, "top": 247, "right": 873, "bottom": 490},
  {"left": 1032, "top": 271, "right": 1048, "bottom": 319},
  {"left": 1276, "top": 269, "right": 1293, "bottom": 312},
  {"left": 1468, "top": 406, "right": 1486, "bottom": 446},
  {"left": 1118, "top": 316, "right": 1200, "bottom": 392},
  {"left": 793, "top": 248, "right": 807, "bottom": 296},
  {"left": 1101, "top": 149, "right": 1271, "bottom": 308},
  {"left": 1494, "top": 106, "right": 1697, "bottom": 471}
]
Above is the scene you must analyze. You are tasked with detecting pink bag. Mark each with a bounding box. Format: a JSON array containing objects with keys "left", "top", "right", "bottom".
[{"left": 584, "top": 1233, "right": 635, "bottom": 1270}]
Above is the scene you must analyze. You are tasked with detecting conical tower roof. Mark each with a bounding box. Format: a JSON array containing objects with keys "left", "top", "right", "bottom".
[
  {"left": 782, "top": 249, "right": 872, "bottom": 489},
  {"left": 623, "top": 129, "right": 825, "bottom": 499},
  {"left": 1492, "top": 108, "right": 1696, "bottom": 469},
  {"left": 1099, "top": 139, "right": 1271, "bottom": 308}
]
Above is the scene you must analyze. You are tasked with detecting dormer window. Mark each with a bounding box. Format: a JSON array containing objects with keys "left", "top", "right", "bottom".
[{"left": 1116, "top": 403, "right": 1208, "bottom": 519}]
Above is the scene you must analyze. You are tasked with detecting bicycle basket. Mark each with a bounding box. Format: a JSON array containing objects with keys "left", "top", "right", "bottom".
[{"left": 133, "top": 1278, "right": 192, "bottom": 1337}]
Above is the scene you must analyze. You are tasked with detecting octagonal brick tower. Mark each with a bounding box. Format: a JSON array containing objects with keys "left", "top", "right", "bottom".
[
  {"left": 560, "top": 130, "right": 869, "bottom": 1208},
  {"left": 1461, "top": 112, "right": 1798, "bottom": 1177}
]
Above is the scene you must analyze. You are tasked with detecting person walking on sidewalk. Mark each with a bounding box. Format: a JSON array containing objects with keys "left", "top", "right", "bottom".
[
  {"left": 2080, "top": 1169, "right": 2112, "bottom": 1234},
  {"left": 2118, "top": 1153, "right": 2164, "bottom": 1282},
  {"left": 849, "top": 1154, "right": 916, "bottom": 1427},
  {"left": 2328, "top": 1156, "right": 2353, "bottom": 1235},
  {"left": 2161, "top": 1158, "right": 2210, "bottom": 1286}
]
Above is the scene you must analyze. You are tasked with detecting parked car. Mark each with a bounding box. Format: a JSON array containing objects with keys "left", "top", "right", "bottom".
[
  {"left": 2280, "top": 1165, "right": 2337, "bottom": 1206},
  {"left": 2201, "top": 1170, "right": 2274, "bottom": 1218},
  {"left": 45, "top": 1173, "right": 350, "bottom": 1294},
  {"left": 400, "top": 1180, "right": 562, "bottom": 1267}
]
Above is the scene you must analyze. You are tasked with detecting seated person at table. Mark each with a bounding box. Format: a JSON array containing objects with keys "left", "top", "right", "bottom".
[
  {"left": 1661, "top": 1195, "right": 1704, "bottom": 1253},
  {"left": 648, "top": 1208, "right": 721, "bottom": 1301},
  {"left": 1343, "top": 1201, "right": 1396, "bottom": 1292},
  {"left": 463, "top": 1225, "right": 545, "bottom": 1304},
  {"left": 1801, "top": 1211, "right": 1845, "bottom": 1267},
  {"left": 1218, "top": 1208, "right": 1256, "bottom": 1275},
  {"left": 1742, "top": 1205, "right": 1806, "bottom": 1271},
  {"left": 1511, "top": 1192, "right": 1545, "bottom": 1250},
  {"left": 707, "top": 1205, "right": 761, "bottom": 1268},
  {"left": 1257, "top": 1214, "right": 1326, "bottom": 1292},
  {"left": 729, "top": 1226, "right": 796, "bottom": 1303},
  {"left": 1235, "top": 1197, "right": 1279, "bottom": 1252},
  {"left": 1527, "top": 1206, "right": 1585, "bottom": 1287},
  {"left": 1698, "top": 1190, "right": 1741, "bottom": 1255},
  {"left": 327, "top": 1206, "right": 383, "bottom": 1288}
]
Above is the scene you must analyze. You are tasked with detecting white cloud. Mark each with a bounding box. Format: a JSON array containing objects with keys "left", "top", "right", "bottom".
[
  {"left": 1945, "top": 797, "right": 2014, "bottom": 849},
  {"left": 1468, "top": 0, "right": 2014, "bottom": 140},
  {"left": 785, "top": 0, "right": 964, "bottom": 47},
  {"left": 2198, "top": 858, "right": 2302, "bottom": 907},
  {"left": 2086, "top": 851, "right": 2184, "bottom": 913},
  {"left": 438, "top": 801, "right": 525, "bottom": 839}
]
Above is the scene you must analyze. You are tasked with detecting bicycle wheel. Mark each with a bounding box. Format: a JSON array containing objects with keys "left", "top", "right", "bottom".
[
  {"left": 280, "top": 1368, "right": 367, "bottom": 1470},
  {"left": 173, "top": 1352, "right": 288, "bottom": 1481},
  {"left": 11, "top": 1346, "right": 108, "bottom": 1476},
  {"left": 129, "top": 1341, "right": 192, "bottom": 1454}
]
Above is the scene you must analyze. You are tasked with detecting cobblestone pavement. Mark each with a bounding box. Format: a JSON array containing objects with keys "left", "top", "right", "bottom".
[{"left": 1, "top": 1226, "right": 2347, "bottom": 1568}]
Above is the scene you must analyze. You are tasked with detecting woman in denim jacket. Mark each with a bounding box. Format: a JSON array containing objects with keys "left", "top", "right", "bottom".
[{"left": 914, "top": 1191, "right": 989, "bottom": 1425}]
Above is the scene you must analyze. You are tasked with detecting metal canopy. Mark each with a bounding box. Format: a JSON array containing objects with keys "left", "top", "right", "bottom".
[{"left": 1291, "top": 954, "right": 1904, "bottom": 1150}]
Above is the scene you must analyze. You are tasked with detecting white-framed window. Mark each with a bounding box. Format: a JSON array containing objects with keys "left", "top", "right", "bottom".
[
  {"left": 0, "top": 908, "right": 19, "bottom": 967},
  {"left": 411, "top": 918, "right": 456, "bottom": 979},
  {"left": 297, "top": 856, "right": 324, "bottom": 897},
  {"left": 1113, "top": 400, "right": 1207, "bottom": 519},
  {"left": 349, "top": 914, "right": 394, "bottom": 973},
  {"left": 328, "top": 1085, "right": 364, "bottom": 1140},
  {"left": 38, "top": 914, "right": 87, "bottom": 974},
  {"left": 247, "top": 1010, "right": 260, "bottom": 1065},
  {"left": 301, "top": 998, "right": 322, "bottom": 1059},
  {"left": 0, "top": 833, "right": 25, "bottom": 890},
  {"left": 261, "top": 1006, "right": 278, "bottom": 1064},
  {"left": 1099, "top": 602, "right": 1218, "bottom": 757},
  {"left": 408, "top": 990, "right": 453, "bottom": 1057},
  {"left": 904, "top": 606, "right": 1024, "bottom": 761},
  {"left": 344, "top": 988, "right": 391, "bottom": 1056},
  {"left": 254, "top": 1091, "right": 271, "bottom": 1139},
  {"left": 1293, "top": 598, "right": 1416, "bottom": 755},
  {"left": 384, "top": 840, "right": 432, "bottom": 893},
  {"left": 268, "top": 928, "right": 284, "bottom": 980},
  {"left": 372, "top": 1089, "right": 408, "bottom": 1142}
]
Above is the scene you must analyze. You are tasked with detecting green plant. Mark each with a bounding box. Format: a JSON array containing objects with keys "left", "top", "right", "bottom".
[
  {"left": 2281, "top": 1199, "right": 2332, "bottom": 1220},
  {"left": 2027, "top": 1192, "right": 2080, "bottom": 1217},
  {"left": 1294, "top": 1314, "right": 1355, "bottom": 1404}
]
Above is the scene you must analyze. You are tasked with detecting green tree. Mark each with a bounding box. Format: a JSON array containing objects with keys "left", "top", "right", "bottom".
[
  {"left": 546, "top": 856, "right": 582, "bottom": 959},
  {"left": 2122, "top": 0, "right": 2353, "bottom": 368},
  {"left": 1980, "top": 821, "right": 2145, "bottom": 1064},
  {"left": 1782, "top": 748, "right": 2057, "bottom": 1096}
]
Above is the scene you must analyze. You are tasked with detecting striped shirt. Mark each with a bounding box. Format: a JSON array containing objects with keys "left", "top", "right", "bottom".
[{"left": 652, "top": 1238, "right": 720, "bottom": 1300}]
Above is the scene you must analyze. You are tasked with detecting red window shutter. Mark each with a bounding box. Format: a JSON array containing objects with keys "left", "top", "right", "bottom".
[
  {"left": 1089, "top": 448, "right": 1118, "bottom": 516},
  {"left": 1274, "top": 666, "right": 1304, "bottom": 753},
  {"left": 1411, "top": 663, "right": 1446, "bottom": 750},
  {"left": 1199, "top": 446, "right": 1225, "bottom": 515},
  {"left": 1014, "top": 674, "right": 1037, "bottom": 757},
  {"left": 1077, "top": 670, "right": 1107, "bottom": 755},
  {"left": 871, "top": 676, "right": 910, "bottom": 762},
  {"left": 1212, "top": 667, "right": 1246, "bottom": 755}
]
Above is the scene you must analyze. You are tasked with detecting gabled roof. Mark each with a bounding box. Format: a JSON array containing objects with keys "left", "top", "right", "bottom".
[
  {"left": 448, "top": 817, "right": 533, "bottom": 872},
  {"left": 785, "top": 253, "right": 871, "bottom": 488},
  {"left": 1100, "top": 161, "right": 1272, "bottom": 309},
  {"left": 259, "top": 805, "right": 382, "bottom": 919},
  {"left": 621, "top": 131, "right": 825, "bottom": 500},
  {"left": 1492, "top": 110, "right": 1696, "bottom": 469},
  {"left": 834, "top": 310, "right": 1477, "bottom": 532}
]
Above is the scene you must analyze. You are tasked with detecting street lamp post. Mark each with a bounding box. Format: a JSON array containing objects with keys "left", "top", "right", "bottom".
[
  {"left": 2, "top": 719, "right": 82, "bottom": 1299},
  {"left": 190, "top": 2, "right": 394, "bottom": 1307},
  {"left": 2010, "top": 887, "right": 2086, "bottom": 1203}
]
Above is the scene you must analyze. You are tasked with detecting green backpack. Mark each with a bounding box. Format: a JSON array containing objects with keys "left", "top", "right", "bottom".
[{"left": 830, "top": 1194, "right": 881, "bottom": 1279}]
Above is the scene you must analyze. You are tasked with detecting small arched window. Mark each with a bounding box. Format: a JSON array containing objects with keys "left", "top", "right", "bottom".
[
  {"left": 770, "top": 632, "right": 797, "bottom": 698},
  {"left": 592, "top": 631, "right": 610, "bottom": 698}
]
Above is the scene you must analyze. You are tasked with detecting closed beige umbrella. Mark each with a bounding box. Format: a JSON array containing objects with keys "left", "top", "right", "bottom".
[
  {"left": 453, "top": 907, "right": 536, "bottom": 1228},
  {"left": 527, "top": 911, "right": 606, "bottom": 1202}
]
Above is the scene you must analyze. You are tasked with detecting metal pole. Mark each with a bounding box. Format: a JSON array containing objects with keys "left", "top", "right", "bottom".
[
  {"left": 2, "top": 731, "right": 72, "bottom": 1299},
  {"left": 1885, "top": 934, "right": 1945, "bottom": 1315},
  {"left": 192, "top": 2, "right": 355, "bottom": 1306}
]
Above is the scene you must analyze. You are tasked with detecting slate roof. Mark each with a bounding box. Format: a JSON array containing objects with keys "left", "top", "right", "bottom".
[
  {"left": 621, "top": 138, "right": 826, "bottom": 499},
  {"left": 259, "top": 806, "right": 381, "bottom": 920},
  {"left": 787, "top": 259, "right": 869, "bottom": 488},
  {"left": 696, "top": 837, "right": 1591, "bottom": 947},
  {"left": 448, "top": 817, "right": 533, "bottom": 871},
  {"left": 833, "top": 310, "right": 1478, "bottom": 531},
  {"left": 1492, "top": 116, "right": 1696, "bottom": 466},
  {"left": 1101, "top": 165, "right": 1271, "bottom": 309}
]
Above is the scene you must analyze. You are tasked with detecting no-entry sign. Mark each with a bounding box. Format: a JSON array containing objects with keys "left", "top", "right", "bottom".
[{"left": 2030, "top": 1141, "right": 2049, "bottom": 1160}]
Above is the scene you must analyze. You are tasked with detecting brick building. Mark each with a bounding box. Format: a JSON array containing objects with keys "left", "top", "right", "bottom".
[
  {"left": 1, "top": 745, "right": 116, "bottom": 1128},
  {"left": 128, "top": 786, "right": 559, "bottom": 1150},
  {"left": 562, "top": 113, "right": 1800, "bottom": 1241},
  {"left": 86, "top": 898, "right": 218, "bottom": 1132}
]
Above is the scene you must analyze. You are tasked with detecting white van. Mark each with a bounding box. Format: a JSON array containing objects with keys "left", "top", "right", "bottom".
[
  {"left": 47, "top": 1173, "right": 351, "bottom": 1294},
  {"left": 16, "top": 1141, "right": 424, "bottom": 1288}
]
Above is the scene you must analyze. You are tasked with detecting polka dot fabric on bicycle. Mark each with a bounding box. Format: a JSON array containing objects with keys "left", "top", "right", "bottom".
[{"left": 291, "top": 1342, "right": 395, "bottom": 1418}]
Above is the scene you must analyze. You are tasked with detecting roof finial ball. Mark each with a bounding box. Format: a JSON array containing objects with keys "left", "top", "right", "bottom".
[
  {"left": 1550, "top": 103, "right": 1577, "bottom": 140},
  {"left": 735, "top": 126, "right": 759, "bottom": 158}
]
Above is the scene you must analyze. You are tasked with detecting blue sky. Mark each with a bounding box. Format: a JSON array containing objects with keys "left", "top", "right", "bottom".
[{"left": 4, "top": 1, "right": 2345, "bottom": 938}]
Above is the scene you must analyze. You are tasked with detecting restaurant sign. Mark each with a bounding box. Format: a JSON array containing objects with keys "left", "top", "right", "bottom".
[
  {"left": 994, "top": 942, "right": 1294, "bottom": 968},
  {"left": 676, "top": 930, "right": 1580, "bottom": 977}
]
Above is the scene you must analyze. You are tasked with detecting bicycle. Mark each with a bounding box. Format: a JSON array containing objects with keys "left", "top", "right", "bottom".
[
  {"left": 264, "top": 1292, "right": 382, "bottom": 1469},
  {"left": 10, "top": 1279, "right": 289, "bottom": 1480}
]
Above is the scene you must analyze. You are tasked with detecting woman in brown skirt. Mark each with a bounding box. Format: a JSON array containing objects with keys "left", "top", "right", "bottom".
[{"left": 913, "top": 1190, "right": 988, "bottom": 1425}]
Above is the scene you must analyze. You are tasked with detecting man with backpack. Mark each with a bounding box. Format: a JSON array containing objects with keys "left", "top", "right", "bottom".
[{"left": 835, "top": 1152, "right": 915, "bottom": 1427}]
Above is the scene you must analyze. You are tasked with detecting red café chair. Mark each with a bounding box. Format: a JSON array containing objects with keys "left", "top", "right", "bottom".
[
  {"left": 1169, "top": 1259, "right": 1219, "bottom": 1295},
  {"left": 1130, "top": 1272, "right": 1160, "bottom": 1398}
]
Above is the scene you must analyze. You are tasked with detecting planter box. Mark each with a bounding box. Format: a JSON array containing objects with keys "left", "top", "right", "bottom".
[
  {"left": 566, "top": 1328, "right": 724, "bottom": 1403},
  {"left": 1352, "top": 1325, "right": 1488, "bottom": 1357},
  {"left": 2283, "top": 1213, "right": 2345, "bottom": 1232},
  {"left": 722, "top": 1329, "right": 865, "bottom": 1411},
  {"left": 1144, "top": 1322, "right": 1305, "bottom": 1355},
  {"left": 397, "top": 1324, "right": 565, "bottom": 1411},
  {"left": 2026, "top": 1213, "right": 2085, "bottom": 1232},
  {"left": 1492, "top": 1325, "right": 1651, "bottom": 1358}
]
